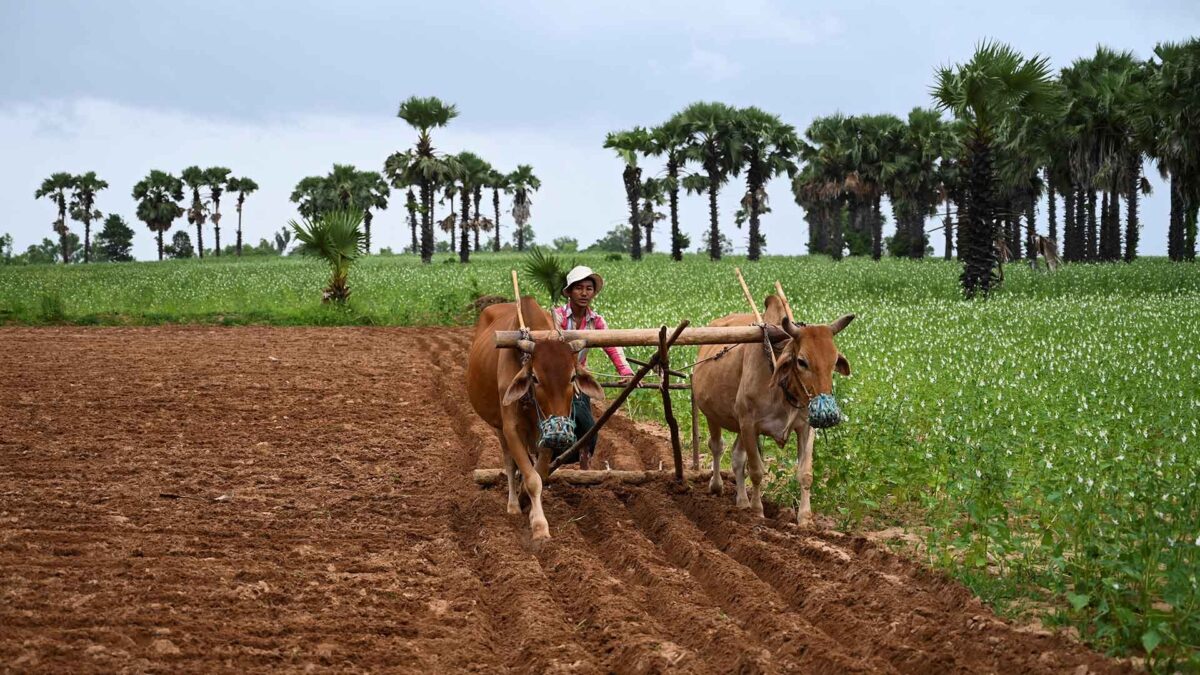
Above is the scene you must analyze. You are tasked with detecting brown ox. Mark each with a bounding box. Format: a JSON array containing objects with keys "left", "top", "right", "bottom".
[
  {"left": 466, "top": 296, "right": 604, "bottom": 540},
  {"left": 692, "top": 295, "right": 853, "bottom": 525}
]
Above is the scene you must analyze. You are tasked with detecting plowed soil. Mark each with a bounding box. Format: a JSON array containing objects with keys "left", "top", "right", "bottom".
[{"left": 0, "top": 327, "right": 1129, "bottom": 673}]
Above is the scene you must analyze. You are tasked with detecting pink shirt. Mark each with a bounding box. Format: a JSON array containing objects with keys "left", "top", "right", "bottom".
[{"left": 553, "top": 305, "right": 634, "bottom": 377}]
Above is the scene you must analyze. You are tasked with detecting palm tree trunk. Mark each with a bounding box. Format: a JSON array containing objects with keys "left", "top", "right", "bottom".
[
  {"left": 1075, "top": 186, "right": 1087, "bottom": 261},
  {"left": 642, "top": 199, "right": 655, "bottom": 254},
  {"left": 83, "top": 215, "right": 92, "bottom": 263},
  {"left": 420, "top": 181, "right": 433, "bottom": 264},
  {"left": 515, "top": 192, "right": 526, "bottom": 252},
  {"left": 1063, "top": 187, "right": 1076, "bottom": 261},
  {"left": 1168, "top": 174, "right": 1182, "bottom": 261},
  {"left": 1086, "top": 189, "right": 1097, "bottom": 261},
  {"left": 492, "top": 188, "right": 502, "bottom": 252},
  {"left": 363, "top": 209, "right": 372, "bottom": 254},
  {"left": 943, "top": 199, "right": 953, "bottom": 261},
  {"left": 872, "top": 195, "right": 883, "bottom": 261},
  {"left": 962, "top": 134, "right": 997, "bottom": 297},
  {"left": 1100, "top": 191, "right": 1111, "bottom": 261},
  {"left": 213, "top": 196, "right": 222, "bottom": 257},
  {"left": 1108, "top": 192, "right": 1121, "bottom": 261},
  {"left": 1186, "top": 199, "right": 1198, "bottom": 262},
  {"left": 747, "top": 173, "right": 762, "bottom": 262},
  {"left": 460, "top": 188, "right": 471, "bottom": 263},
  {"left": 625, "top": 166, "right": 642, "bottom": 261},
  {"left": 707, "top": 170, "right": 720, "bottom": 261},
  {"left": 1124, "top": 157, "right": 1139, "bottom": 263},
  {"left": 407, "top": 189, "right": 418, "bottom": 255},
  {"left": 955, "top": 196, "right": 965, "bottom": 261},
  {"left": 473, "top": 189, "right": 482, "bottom": 252},
  {"left": 236, "top": 198, "right": 245, "bottom": 256},
  {"left": 1024, "top": 195, "right": 1036, "bottom": 261},
  {"left": 157, "top": 230, "right": 165, "bottom": 261},
  {"left": 668, "top": 157, "right": 681, "bottom": 261},
  {"left": 1046, "top": 171, "right": 1057, "bottom": 243}
]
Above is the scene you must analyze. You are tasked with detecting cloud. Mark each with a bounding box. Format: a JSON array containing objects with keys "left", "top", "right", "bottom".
[{"left": 687, "top": 48, "right": 741, "bottom": 81}]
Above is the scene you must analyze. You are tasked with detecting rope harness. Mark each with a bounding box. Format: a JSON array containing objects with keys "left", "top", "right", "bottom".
[{"left": 516, "top": 326, "right": 578, "bottom": 452}]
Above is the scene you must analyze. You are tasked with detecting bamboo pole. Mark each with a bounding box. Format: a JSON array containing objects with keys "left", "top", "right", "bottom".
[
  {"left": 628, "top": 356, "right": 687, "bottom": 379},
  {"left": 659, "top": 326, "right": 685, "bottom": 481},
  {"left": 690, "top": 388, "right": 701, "bottom": 470},
  {"left": 548, "top": 320, "right": 690, "bottom": 473},
  {"left": 735, "top": 267, "right": 763, "bottom": 324},
  {"left": 495, "top": 325, "right": 788, "bottom": 348},
  {"left": 774, "top": 280, "right": 796, "bottom": 323},
  {"left": 511, "top": 269, "right": 526, "bottom": 330},
  {"left": 600, "top": 381, "right": 690, "bottom": 390},
  {"left": 473, "top": 468, "right": 733, "bottom": 487}
]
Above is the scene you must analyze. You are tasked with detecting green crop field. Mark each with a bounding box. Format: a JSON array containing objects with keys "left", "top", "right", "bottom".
[{"left": 2, "top": 253, "right": 1198, "bottom": 664}]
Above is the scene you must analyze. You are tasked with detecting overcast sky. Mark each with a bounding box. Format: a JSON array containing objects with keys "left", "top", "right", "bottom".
[{"left": 2, "top": 0, "right": 1196, "bottom": 259}]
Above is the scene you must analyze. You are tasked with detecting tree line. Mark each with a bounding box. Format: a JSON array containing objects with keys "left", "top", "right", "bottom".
[{"left": 607, "top": 37, "right": 1199, "bottom": 297}]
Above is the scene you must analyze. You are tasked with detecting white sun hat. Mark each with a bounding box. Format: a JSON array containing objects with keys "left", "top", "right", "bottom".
[{"left": 561, "top": 265, "right": 605, "bottom": 297}]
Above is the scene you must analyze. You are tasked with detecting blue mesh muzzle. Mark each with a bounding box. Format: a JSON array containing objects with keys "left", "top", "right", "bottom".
[
  {"left": 538, "top": 415, "right": 577, "bottom": 451},
  {"left": 807, "top": 393, "right": 842, "bottom": 429}
]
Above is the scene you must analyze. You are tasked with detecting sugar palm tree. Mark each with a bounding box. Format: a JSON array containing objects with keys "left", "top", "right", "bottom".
[
  {"left": 203, "top": 167, "right": 231, "bottom": 256},
  {"left": 181, "top": 166, "right": 208, "bottom": 258},
  {"left": 1142, "top": 38, "right": 1200, "bottom": 261},
  {"left": 289, "top": 210, "right": 365, "bottom": 303},
  {"left": 396, "top": 96, "right": 459, "bottom": 264},
  {"left": 604, "top": 127, "right": 651, "bottom": 260},
  {"left": 290, "top": 176, "right": 330, "bottom": 221},
  {"left": 68, "top": 172, "right": 108, "bottom": 263},
  {"left": 647, "top": 117, "right": 690, "bottom": 261},
  {"left": 35, "top": 172, "right": 77, "bottom": 264},
  {"left": 487, "top": 168, "right": 510, "bottom": 252},
  {"left": 638, "top": 177, "right": 667, "bottom": 253},
  {"left": 384, "top": 149, "right": 421, "bottom": 254},
  {"left": 679, "top": 102, "right": 740, "bottom": 261},
  {"left": 507, "top": 164, "right": 540, "bottom": 252},
  {"left": 735, "top": 107, "right": 800, "bottom": 261},
  {"left": 226, "top": 176, "right": 258, "bottom": 256},
  {"left": 933, "top": 40, "right": 1059, "bottom": 298},
  {"left": 132, "top": 170, "right": 185, "bottom": 261},
  {"left": 794, "top": 114, "right": 856, "bottom": 259},
  {"left": 881, "top": 109, "right": 952, "bottom": 259},
  {"left": 351, "top": 170, "right": 390, "bottom": 255},
  {"left": 456, "top": 152, "right": 491, "bottom": 262}
]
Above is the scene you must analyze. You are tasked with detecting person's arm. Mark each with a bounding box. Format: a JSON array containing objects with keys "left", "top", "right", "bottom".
[{"left": 593, "top": 314, "right": 634, "bottom": 377}]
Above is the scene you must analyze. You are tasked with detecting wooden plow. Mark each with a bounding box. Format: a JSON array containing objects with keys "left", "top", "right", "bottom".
[{"left": 473, "top": 269, "right": 795, "bottom": 487}]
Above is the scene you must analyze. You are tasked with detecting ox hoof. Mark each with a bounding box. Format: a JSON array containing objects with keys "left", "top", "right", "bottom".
[
  {"left": 796, "top": 512, "right": 815, "bottom": 529},
  {"left": 531, "top": 522, "right": 550, "bottom": 541},
  {"left": 708, "top": 478, "right": 724, "bottom": 496},
  {"left": 507, "top": 502, "right": 521, "bottom": 515}
]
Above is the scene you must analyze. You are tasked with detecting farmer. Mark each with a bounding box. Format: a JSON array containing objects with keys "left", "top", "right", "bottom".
[{"left": 553, "top": 265, "right": 634, "bottom": 467}]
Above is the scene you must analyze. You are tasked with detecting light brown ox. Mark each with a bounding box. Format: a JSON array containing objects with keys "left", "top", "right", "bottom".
[
  {"left": 466, "top": 296, "right": 604, "bottom": 540},
  {"left": 692, "top": 295, "right": 853, "bottom": 525}
]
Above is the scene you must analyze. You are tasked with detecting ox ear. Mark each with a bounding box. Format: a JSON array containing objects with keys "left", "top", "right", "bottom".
[
  {"left": 763, "top": 294, "right": 787, "bottom": 325},
  {"left": 574, "top": 368, "right": 605, "bottom": 401},
  {"left": 502, "top": 365, "right": 534, "bottom": 407},
  {"left": 829, "top": 314, "right": 855, "bottom": 336},
  {"left": 835, "top": 353, "right": 851, "bottom": 377}
]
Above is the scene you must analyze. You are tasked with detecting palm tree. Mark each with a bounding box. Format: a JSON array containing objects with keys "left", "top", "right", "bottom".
[
  {"left": 34, "top": 172, "right": 77, "bottom": 264},
  {"left": 604, "top": 128, "right": 651, "bottom": 260},
  {"left": 226, "top": 176, "right": 258, "bottom": 256},
  {"left": 794, "top": 114, "right": 856, "bottom": 259},
  {"left": 507, "top": 164, "right": 540, "bottom": 252},
  {"left": 396, "top": 96, "right": 459, "bottom": 264},
  {"left": 1143, "top": 38, "right": 1200, "bottom": 262},
  {"left": 638, "top": 177, "right": 667, "bottom": 253},
  {"left": 289, "top": 210, "right": 365, "bottom": 303},
  {"left": 203, "top": 167, "right": 231, "bottom": 256},
  {"left": 881, "top": 109, "right": 950, "bottom": 259},
  {"left": 181, "top": 166, "right": 208, "bottom": 258},
  {"left": 384, "top": 149, "right": 421, "bottom": 254},
  {"left": 679, "top": 102, "right": 739, "bottom": 261},
  {"left": 68, "top": 172, "right": 108, "bottom": 263},
  {"left": 351, "top": 170, "right": 390, "bottom": 254},
  {"left": 647, "top": 118, "right": 690, "bottom": 261},
  {"left": 456, "top": 152, "right": 491, "bottom": 262},
  {"left": 487, "top": 168, "right": 510, "bottom": 252},
  {"left": 132, "top": 170, "right": 185, "bottom": 261},
  {"left": 933, "top": 41, "right": 1059, "bottom": 298},
  {"left": 734, "top": 107, "right": 801, "bottom": 261},
  {"left": 290, "top": 176, "right": 330, "bottom": 221}
]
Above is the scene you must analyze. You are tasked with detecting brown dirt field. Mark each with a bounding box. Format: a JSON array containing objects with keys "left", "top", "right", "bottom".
[{"left": 0, "top": 326, "right": 1131, "bottom": 673}]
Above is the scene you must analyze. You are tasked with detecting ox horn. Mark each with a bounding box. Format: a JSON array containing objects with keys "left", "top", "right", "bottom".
[
  {"left": 567, "top": 339, "right": 588, "bottom": 353},
  {"left": 517, "top": 339, "right": 536, "bottom": 354},
  {"left": 780, "top": 315, "right": 802, "bottom": 338},
  {"left": 829, "top": 314, "right": 855, "bottom": 336}
]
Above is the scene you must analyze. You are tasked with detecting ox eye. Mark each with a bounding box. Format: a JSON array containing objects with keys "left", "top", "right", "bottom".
[{"left": 796, "top": 358, "right": 809, "bottom": 369}]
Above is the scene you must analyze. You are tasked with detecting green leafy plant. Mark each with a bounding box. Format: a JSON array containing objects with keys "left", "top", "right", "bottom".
[
  {"left": 289, "top": 210, "right": 365, "bottom": 303},
  {"left": 522, "top": 245, "right": 575, "bottom": 306}
]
